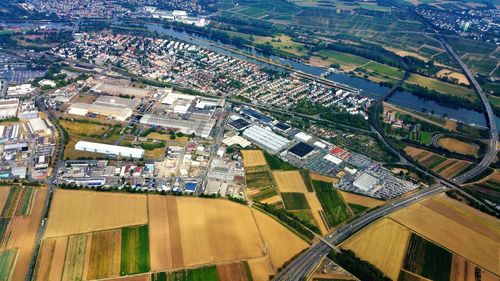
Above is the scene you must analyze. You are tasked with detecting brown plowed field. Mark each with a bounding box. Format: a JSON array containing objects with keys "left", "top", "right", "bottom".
[
  {"left": 216, "top": 262, "right": 250, "bottom": 281},
  {"left": 148, "top": 195, "right": 183, "bottom": 271},
  {"left": 34, "top": 238, "right": 56, "bottom": 281},
  {"left": 439, "top": 161, "right": 470, "bottom": 179},
  {"left": 0, "top": 187, "right": 11, "bottom": 212},
  {"left": 450, "top": 255, "right": 499, "bottom": 281},
  {"left": 339, "top": 191, "right": 385, "bottom": 208},
  {"left": 310, "top": 173, "right": 340, "bottom": 184},
  {"left": 44, "top": 190, "right": 148, "bottom": 238},
  {"left": 437, "top": 137, "right": 479, "bottom": 156},
  {"left": 48, "top": 236, "right": 68, "bottom": 281},
  {"left": 106, "top": 274, "right": 150, "bottom": 281}
]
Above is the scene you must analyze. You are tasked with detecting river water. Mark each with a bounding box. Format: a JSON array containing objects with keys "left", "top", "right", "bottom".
[
  {"left": 148, "top": 24, "right": 499, "bottom": 128},
  {"left": 2, "top": 21, "right": 493, "bottom": 127}
]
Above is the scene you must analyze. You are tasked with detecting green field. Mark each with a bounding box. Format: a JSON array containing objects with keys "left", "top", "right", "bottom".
[
  {"left": 317, "top": 49, "right": 370, "bottom": 67},
  {"left": 299, "top": 170, "right": 314, "bottom": 192},
  {"left": 245, "top": 168, "right": 277, "bottom": 201},
  {"left": 264, "top": 152, "right": 296, "bottom": 170},
  {"left": 120, "top": 225, "right": 150, "bottom": 275},
  {"left": 281, "top": 192, "right": 310, "bottom": 210},
  {"left": 428, "top": 157, "right": 447, "bottom": 169},
  {"left": 0, "top": 249, "right": 18, "bottom": 281},
  {"left": 362, "top": 61, "right": 405, "bottom": 80},
  {"left": 348, "top": 203, "right": 368, "bottom": 215},
  {"left": 0, "top": 218, "right": 10, "bottom": 243},
  {"left": 17, "top": 188, "right": 35, "bottom": 216},
  {"left": 161, "top": 266, "right": 219, "bottom": 281},
  {"left": 312, "top": 180, "right": 351, "bottom": 227},
  {"left": 1, "top": 187, "right": 19, "bottom": 218},
  {"left": 403, "top": 234, "right": 452, "bottom": 281},
  {"left": 418, "top": 131, "right": 432, "bottom": 146},
  {"left": 406, "top": 74, "right": 475, "bottom": 100}
]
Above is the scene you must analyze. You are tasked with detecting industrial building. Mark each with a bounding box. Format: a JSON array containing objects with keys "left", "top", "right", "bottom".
[
  {"left": 140, "top": 114, "right": 215, "bottom": 138},
  {"left": 161, "top": 92, "right": 223, "bottom": 115},
  {"left": 288, "top": 142, "right": 315, "bottom": 159},
  {"left": 75, "top": 141, "right": 145, "bottom": 159},
  {"left": 353, "top": 173, "right": 379, "bottom": 192},
  {"left": 68, "top": 95, "right": 140, "bottom": 121},
  {"left": 242, "top": 125, "right": 290, "bottom": 153},
  {"left": 0, "top": 99, "right": 19, "bottom": 119},
  {"left": 222, "top": 135, "right": 251, "bottom": 148},
  {"left": 27, "top": 117, "right": 52, "bottom": 136},
  {"left": 92, "top": 83, "right": 153, "bottom": 98}
]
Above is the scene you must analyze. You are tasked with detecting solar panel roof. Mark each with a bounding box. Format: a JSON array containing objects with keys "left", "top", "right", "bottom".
[{"left": 288, "top": 142, "right": 315, "bottom": 158}]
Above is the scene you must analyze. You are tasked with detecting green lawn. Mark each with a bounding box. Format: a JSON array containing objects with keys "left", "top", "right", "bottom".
[
  {"left": 120, "top": 225, "right": 150, "bottom": 275},
  {"left": 312, "top": 180, "right": 351, "bottom": 227},
  {"left": 281, "top": 192, "right": 310, "bottom": 210}
]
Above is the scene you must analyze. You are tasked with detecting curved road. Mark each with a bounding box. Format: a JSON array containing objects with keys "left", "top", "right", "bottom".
[{"left": 274, "top": 17, "right": 498, "bottom": 281}]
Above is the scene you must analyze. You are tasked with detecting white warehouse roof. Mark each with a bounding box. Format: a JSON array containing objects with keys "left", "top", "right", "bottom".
[
  {"left": 75, "top": 141, "right": 144, "bottom": 159},
  {"left": 294, "top": 132, "right": 313, "bottom": 142},
  {"left": 222, "top": 135, "right": 251, "bottom": 148},
  {"left": 353, "top": 173, "right": 379, "bottom": 192},
  {"left": 242, "top": 125, "right": 290, "bottom": 152},
  {"left": 324, "top": 154, "right": 343, "bottom": 165}
]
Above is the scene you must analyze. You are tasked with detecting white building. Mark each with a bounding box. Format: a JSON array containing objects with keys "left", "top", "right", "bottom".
[
  {"left": 68, "top": 95, "right": 140, "bottom": 121},
  {"left": 75, "top": 141, "right": 145, "bottom": 159},
  {"left": 242, "top": 125, "right": 290, "bottom": 153},
  {"left": 353, "top": 173, "right": 379, "bottom": 192},
  {"left": 0, "top": 99, "right": 19, "bottom": 119}
]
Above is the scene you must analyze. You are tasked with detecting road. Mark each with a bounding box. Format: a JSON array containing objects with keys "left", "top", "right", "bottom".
[
  {"left": 25, "top": 97, "right": 67, "bottom": 281},
  {"left": 275, "top": 16, "right": 499, "bottom": 281},
  {"left": 273, "top": 185, "right": 445, "bottom": 281}
]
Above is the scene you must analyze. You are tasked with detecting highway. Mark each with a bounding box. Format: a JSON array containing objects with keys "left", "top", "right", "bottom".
[
  {"left": 273, "top": 186, "right": 445, "bottom": 281},
  {"left": 275, "top": 16, "right": 498, "bottom": 281}
]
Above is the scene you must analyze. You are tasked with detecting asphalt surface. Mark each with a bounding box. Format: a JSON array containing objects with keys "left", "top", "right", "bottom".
[
  {"left": 25, "top": 97, "right": 66, "bottom": 281},
  {"left": 273, "top": 186, "right": 446, "bottom": 281},
  {"left": 274, "top": 21, "right": 498, "bottom": 281}
]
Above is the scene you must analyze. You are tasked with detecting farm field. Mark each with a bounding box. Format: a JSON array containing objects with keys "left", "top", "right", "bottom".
[
  {"left": 312, "top": 180, "right": 352, "bottom": 228},
  {"left": 216, "top": 262, "right": 252, "bottom": 281},
  {"left": 0, "top": 187, "right": 11, "bottom": 215},
  {"left": 341, "top": 218, "right": 410, "bottom": 280},
  {"left": 405, "top": 74, "right": 475, "bottom": 100},
  {"left": 0, "top": 249, "right": 18, "bottom": 281},
  {"left": 273, "top": 171, "right": 309, "bottom": 193},
  {"left": 245, "top": 166, "right": 277, "bottom": 201},
  {"left": 1, "top": 186, "right": 47, "bottom": 281},
  {"left": 304, "top": 193, "right": 328, "bottom": 234},
  {"left": 87, "top": 230, "right": 121, "bottom": 279},
  {"left": 61, "top": 234, "right": 88, "bottom": 281},
  {"left": 120, "top": 225, "right": 150, "bottom": 275},
  {"left": 450, "top": 255, "right": 500, "bottom": 281},
  {"left": 309, "top": 173, "right": 340, "bottom": 184},
  {"left": 44, "top": 189, "right": 148, "bottom": 238},
  {"left": 403, "top": 146, "right": 471, "bottom": 179},
  {"left": 241, "top": 150, "right": 267, "bottom": 168},
  {"left": 339, "top": 191, "right": 385, "bottom": 208},
  {"left": 34, "top": 236, "right": 68, "bottom": 281},
  {"left": 437, "top": 137, "right": 479, "bottom": 157},
  {"left": 403, "top": 233, "right": 452, "bottom": 281},
  {"left": 389, "top": 193, "right": 499, "bottom": 276},
  {"left": 281, "top": 192, "right": 310, "bottom": 210},
  {"left": 314, "top": 50, "right": 370, "bottom": 70},
  {"left": 436, "top": 69, "right": 469, "bottom": 85}
]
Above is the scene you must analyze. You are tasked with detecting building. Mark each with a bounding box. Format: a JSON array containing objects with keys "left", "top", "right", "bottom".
[
  {"left": 140, "top": 114, "right": 215, "bottom": 138},
  {"left": 222, "top": 135, "right": 251, "bottom": 148},
  {"left": 294, "top": 132, "right": 313, "bottom": 142},
  {"left": 7, "top": 84, "right": 36, "bottom": 97},
  {"left": 353, "top": 173, "right": 379, "bottom": 192},
  {"left": 68, "top": 95, "right": 140, "bottom": 121},
  {"left": 242, "top": 125, "right": 290, "bottom": 153},
  {"left": 288, "top": 142, "right": 315, "bottom": 159},
  {"left": 75, "top": 141, "right": 145, "bottom": 159},
  {"left": 27, "top": 117, "right": 52, "bottom": 136},
  {"left": 0, "top": 99, "right": 19, "bottom": 119}
]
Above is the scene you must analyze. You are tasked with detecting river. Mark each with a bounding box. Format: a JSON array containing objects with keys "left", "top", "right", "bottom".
[{"left": 147, "top": 24, "right": 499, "bottom": 128}]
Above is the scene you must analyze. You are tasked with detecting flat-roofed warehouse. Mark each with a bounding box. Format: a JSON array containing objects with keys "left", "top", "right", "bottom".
[
  {"left": 242, "top": 125, "right": 290, "bottom": 153},
  {"left": 353, "top": 173, "right": 379, "bottom": 192},
  {"left": 140, "top": 114, "right": 215, "bottom": 138},
  {"left": 75, "top": 141, "right": 145, "bottom": 159},
  {"left": 92, "top": 83, "right": 153, "bottom": 98},
  {"left": 288, "top": 142, "right": 315, "bottom": 159},
  {"left": 0, "top": 98, "right": 19, "bottom": 119},
  {"left": 68, "top": 95, "right": 140, "bottom": 121}
]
